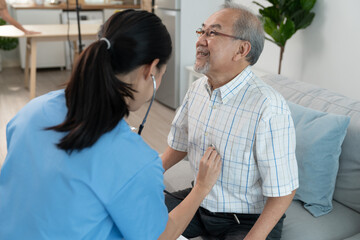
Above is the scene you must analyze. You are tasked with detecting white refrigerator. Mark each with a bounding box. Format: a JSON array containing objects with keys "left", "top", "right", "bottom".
[{"left": 154, "top": 0, "right": 224, "bottom": 109}]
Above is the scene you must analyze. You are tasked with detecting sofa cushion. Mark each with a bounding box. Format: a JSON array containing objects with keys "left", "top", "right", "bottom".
[
  {"left": 164, "top": 160, "right": 193, "bottom": 192},
  {"left": 287, "top": 102, "right": 350, "bottom": 217},
  {"left": 282, "top": 200, "right": 360, "bottom": 240},
  {"left": 262, "top": 74, "right": 360, "bottom": 214}
]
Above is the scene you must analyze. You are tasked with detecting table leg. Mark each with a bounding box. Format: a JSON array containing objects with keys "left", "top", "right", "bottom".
[
  {"left": 29, "top": 40, "right": 37, "bottom": 100},
  {"left": 24, "top": 38, "right": 31, "bottom": 88},
  {"left": 73, "top": 40, "right": 79, "bottom": 67}
]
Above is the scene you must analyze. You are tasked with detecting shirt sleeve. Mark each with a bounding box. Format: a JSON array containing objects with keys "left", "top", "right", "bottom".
[
  {"left": 167, "top": 90, "right": 189, "bottom": 152},
  {"left": 255, "top": 113, "right": 299, "bottom": 197},
  {"left": 104, "top": 157, "right": 168, "bottom": 240}
]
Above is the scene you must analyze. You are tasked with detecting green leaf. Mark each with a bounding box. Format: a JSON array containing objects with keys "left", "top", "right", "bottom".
[
  {"left": 268, "top": 19, "right": 295, "bottom": 47},
  {"left": 263, "top": 17, "right": 278, "bottom": 36},
  {"left": 278, "top": 0, "right": 286, "bottom": 8},
  {"left": 284, "top": 0, "right": 301, "bottom": 16},
  {"left": 300, "top": 0, "right": 316, "bottom": 11},
  {"left": 263, "top": 16, "right": 284, "bottom": 47},
  {"left": 260, "top": 6, "right": 282, "bottom": 24},
  {"left": 290, "top": 9, "right": 306, "bottom": 30},
  {"left": 280, "top": 19, "right": 296, "bottom": 40},
  {"left": 297, "top": 12, "right": 315, "bottom": 29},
  {"left": 271, "top": 29, "right": 285, "bottom": 46}
]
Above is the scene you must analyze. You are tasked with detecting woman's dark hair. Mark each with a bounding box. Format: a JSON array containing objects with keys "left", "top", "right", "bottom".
[{"left": 47, "top": 9, "right": 172, "bottom": 153}]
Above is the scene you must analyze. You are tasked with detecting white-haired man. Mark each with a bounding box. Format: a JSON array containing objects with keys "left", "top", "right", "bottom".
[{"left": 162, "top": 3, "right": 299, "bottom": 240}]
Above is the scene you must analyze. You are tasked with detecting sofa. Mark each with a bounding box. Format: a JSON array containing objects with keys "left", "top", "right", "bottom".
[{"left": 163, "top": 73, "right": 360, "bottom": 240}]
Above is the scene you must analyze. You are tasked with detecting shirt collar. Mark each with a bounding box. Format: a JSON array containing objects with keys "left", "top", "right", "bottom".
[{"left": 204, "top": 66, "right": 254, "bottom": 104}]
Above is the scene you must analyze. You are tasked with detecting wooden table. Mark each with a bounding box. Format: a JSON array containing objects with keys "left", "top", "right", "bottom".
[{"left": 0, "top": 24, "right": 100, "bottom": 99}]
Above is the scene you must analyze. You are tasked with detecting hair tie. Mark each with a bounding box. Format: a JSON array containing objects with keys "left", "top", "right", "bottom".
[{"left": 100, "top": 37, "right": 111, "bottom": 50}]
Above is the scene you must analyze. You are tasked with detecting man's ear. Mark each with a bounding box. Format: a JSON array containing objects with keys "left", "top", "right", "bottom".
[
  {"left": 233, "top": 41, "right": 251, "bottom": 61},
  {"left": 143, "top": 59, "right": 160, "bottom": 80}
]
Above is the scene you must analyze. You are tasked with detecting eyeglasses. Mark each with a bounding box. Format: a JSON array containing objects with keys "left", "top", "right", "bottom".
[{"left": 196, "top": 28, "right": 245, "bottom": 40}]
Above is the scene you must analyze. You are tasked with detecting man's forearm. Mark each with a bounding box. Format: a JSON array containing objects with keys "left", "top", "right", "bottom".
[
  {"left": 161, "top": 146, "right": 187, "bottom": 172},
  {"left": 245, "top": 190, "right": 296, "bottom": 240}
]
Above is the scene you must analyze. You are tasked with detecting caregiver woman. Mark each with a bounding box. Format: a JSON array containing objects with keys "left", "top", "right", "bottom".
[{"left": 0, "top": 9, "right": 221, "bottom": 240}]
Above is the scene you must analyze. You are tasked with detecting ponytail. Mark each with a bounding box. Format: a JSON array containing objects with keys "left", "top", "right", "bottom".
[
  {"left": 47, "top": 40, "right": 133, "bottom": 152},
  {"left": 47, "top": 9, "right": 172, "bottom": 153}
]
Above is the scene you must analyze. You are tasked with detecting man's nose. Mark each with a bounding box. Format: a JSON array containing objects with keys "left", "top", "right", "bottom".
[{"left": 196, "top": 34, "right": 208, "bottom": 47}]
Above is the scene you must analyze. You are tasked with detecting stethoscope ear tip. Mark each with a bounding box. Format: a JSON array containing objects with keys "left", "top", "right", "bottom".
[{"left": 151, "top": 74, "right": 157, "bottom": 90}]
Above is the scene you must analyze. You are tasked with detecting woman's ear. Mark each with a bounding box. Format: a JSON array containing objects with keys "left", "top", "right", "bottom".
[
  {"left": 143, "top": 59, "right": 160, "bottom": 80},
  {"left": 233, "top": 41, "right": 251, "bottom": 61}
]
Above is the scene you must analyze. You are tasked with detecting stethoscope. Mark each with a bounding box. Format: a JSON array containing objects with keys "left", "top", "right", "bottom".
[{"left": 137, "top": 74, "right": 157, "bottom": 135}]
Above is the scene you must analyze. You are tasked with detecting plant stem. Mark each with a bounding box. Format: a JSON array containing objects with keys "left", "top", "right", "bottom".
[
  {"left": 278, "top": 46, "right": 285, "bottom": 74},
  {"left": 265, "top": 36, "right": 276, "bottom": 44}
]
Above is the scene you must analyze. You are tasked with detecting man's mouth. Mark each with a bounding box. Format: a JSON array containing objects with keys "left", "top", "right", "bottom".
[{"left": 196, "top": 48, "right": 210, "bottom": 57}]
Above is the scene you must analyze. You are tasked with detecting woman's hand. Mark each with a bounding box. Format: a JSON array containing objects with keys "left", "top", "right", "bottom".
[
  {"left": 194, "top": 146, "right": 222, "bottom": 195},
  {"left": 23, "top": 29, "right": 41, "bottom": 35},
  {"left": 158, "top": 146, "right": 222, "bottom": 240}
]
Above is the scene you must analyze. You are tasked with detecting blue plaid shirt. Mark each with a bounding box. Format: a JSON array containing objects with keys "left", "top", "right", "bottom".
[{"left": 168, "top": 66, "right": 299, "bottom": 213}]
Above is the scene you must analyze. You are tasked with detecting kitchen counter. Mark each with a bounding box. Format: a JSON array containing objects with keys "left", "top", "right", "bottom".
[{"left": 11, "top": 2, "right": 140, "bottom": 10}]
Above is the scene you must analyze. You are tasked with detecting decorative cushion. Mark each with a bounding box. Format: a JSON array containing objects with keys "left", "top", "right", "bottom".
[{"left": 288, "top": 102, "right": 350, "bottom": 217}]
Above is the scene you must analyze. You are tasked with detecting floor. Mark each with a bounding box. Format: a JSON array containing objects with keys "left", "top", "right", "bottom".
[{"left": 0, "top": 67, "right": 175, "bottom": 166}]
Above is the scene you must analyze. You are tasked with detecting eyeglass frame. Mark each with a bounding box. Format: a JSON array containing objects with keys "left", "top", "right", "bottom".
[{"left": 196, "top": 28, "right": 245, "bottom": 41}]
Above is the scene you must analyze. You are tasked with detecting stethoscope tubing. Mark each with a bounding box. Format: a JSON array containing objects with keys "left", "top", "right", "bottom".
[{"left": 138, "top": 74, "right": 157, "bottom": 135}]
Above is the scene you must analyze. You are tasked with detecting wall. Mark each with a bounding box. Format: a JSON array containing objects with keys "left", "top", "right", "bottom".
[
  {"left": 233, "top": 0, "right": 360, "bottom": 101},
  {"left": 4, "top": 0, "right": 360, "bottom": 100}
]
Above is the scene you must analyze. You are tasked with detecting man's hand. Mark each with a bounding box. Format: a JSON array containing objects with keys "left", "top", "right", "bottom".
[{"left": 159, "top": 146, "right": 222, "bottom": 240}]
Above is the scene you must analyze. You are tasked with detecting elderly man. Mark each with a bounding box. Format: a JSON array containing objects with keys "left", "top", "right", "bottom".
[{"left": 162, "top": 2, "right": 299, "bottom": 240}]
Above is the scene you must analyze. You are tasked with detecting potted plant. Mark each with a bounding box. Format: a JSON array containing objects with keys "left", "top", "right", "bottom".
[
  {"left": 253, "top": 0, "right": 317, "bottom": 74},
  {"left": 0, "top": 18, "right": 19, "bottom": 71}
]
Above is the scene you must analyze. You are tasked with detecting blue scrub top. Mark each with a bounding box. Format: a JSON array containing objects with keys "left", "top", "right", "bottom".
[{"left": 0, "top": 90, "right": 168, "bottom": 240}]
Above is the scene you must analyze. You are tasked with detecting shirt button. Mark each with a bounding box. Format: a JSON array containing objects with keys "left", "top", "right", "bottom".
[{"left": 204, "top": 132, "right": 208, "bottom": 136}]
